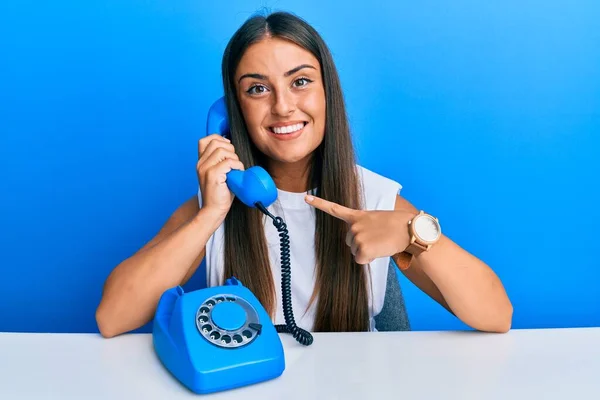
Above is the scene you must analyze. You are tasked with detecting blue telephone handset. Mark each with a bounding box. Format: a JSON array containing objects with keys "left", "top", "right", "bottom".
[
  {"left": 205, "top": 97, "right": 278, "bottom": 208},
  {"left": 152, "top": 97, "right": 313, "bottom": 395}
]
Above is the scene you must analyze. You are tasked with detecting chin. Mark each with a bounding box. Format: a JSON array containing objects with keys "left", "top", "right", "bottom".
[{"left": 271, "top": 150, "right": 314, "bottom": 165}]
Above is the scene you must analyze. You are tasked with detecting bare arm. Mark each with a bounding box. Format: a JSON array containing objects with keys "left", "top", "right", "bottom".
[
  {"left": 392, "top": 195, "right": 513, "bottom": 333},
  {"left": 305, "top": 193, "right": 512, "bottom": 333},
  {"left": 96, "top": 134, "right": 245, "bottom": 338},
  {"left": 95, "top": 196, "right": 224, "bottom": 337}
]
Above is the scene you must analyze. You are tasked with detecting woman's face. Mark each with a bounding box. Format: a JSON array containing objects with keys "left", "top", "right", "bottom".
[{"left": 234, "top": 37, "right": 326, "bottom": 165}]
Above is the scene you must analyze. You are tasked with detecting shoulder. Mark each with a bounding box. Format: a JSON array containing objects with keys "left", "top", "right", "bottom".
[
  {"left": 356, "top": 165, "right": 402, "bottom": 211},
  {"left": 356, "top": 165, "right": 402, "bottom": 194}
]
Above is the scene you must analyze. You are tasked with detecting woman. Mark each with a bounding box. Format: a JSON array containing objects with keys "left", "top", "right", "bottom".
[{"left": 95, "top": 11, "right": 512, "bottom": 338}]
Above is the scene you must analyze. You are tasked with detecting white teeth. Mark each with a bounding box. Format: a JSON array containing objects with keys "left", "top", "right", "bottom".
[{"left": 272, "top": 123, "right": 304, "bottom": 134}]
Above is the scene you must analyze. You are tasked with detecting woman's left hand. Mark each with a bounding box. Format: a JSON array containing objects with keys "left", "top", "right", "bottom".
[{"left": 305, "top": 194, "right": 416, "bottom": 265}]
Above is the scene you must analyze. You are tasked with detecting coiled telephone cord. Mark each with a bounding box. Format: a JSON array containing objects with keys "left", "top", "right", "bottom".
[{"left": 256, "top": 202, "right": 314, "bottom": 346}]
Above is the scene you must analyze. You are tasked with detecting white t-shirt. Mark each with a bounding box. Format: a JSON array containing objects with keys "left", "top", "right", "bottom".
[{"left": 197, "top": 165, "right": 402, "bottom": 331}]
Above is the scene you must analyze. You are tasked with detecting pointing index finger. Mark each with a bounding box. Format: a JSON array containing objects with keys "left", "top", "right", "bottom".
[{"left": 305, "top": 195, "right": 358, "bottom": 222}]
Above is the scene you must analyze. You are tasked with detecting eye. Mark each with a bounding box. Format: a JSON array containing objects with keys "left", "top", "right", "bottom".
[
  {"left": 293, "top": 77, "right": 313, "bottom": 88},
  {"left": 246, "top": 84, "right": 269, "bottom": 95}
]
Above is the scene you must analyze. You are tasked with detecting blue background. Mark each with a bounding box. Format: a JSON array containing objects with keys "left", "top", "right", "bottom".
[{"left": 1, "top": 1, "right": 598, "bottom": 333}]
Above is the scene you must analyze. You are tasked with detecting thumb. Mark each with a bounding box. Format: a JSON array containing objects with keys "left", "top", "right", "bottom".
[{"left": 305, "top": 195, "right": 358, "bottom": 222}]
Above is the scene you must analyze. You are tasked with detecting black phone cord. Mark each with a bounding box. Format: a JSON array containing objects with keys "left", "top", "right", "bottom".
[{"left": 256, "top": 202, "right": 314, "bottom": 346}]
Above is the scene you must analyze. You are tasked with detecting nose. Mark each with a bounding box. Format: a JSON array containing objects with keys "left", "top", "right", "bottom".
[{"left": 271, "top": 90, "right": 295, "bottom": 117}]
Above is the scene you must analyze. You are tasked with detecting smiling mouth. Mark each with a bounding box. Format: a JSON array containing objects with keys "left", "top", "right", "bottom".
[{"left": 268, "top": 122, "right": 308, "bottom": 135}]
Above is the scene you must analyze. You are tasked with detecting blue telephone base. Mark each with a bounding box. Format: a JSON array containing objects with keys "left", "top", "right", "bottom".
[{"left": 152, "top": 278, "right": 285, "bottom": 394}]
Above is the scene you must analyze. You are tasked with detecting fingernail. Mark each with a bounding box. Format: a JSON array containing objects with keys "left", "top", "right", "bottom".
[{"left": 305, "top": 195, "right": 314, "bottom": 202}]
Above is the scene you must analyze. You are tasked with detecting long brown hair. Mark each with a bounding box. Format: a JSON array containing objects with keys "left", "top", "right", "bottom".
[{"left": 220, "top": 11, "right": 369, "bottom": 332}]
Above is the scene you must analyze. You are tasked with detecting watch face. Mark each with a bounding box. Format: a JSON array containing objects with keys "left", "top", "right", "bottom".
[{"left": 414, "top": 214, "right": 441, "bottom": 243}]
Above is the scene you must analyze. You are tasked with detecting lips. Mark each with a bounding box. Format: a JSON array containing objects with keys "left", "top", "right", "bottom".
[{"left": 268, "top": 121, "right": 308, "bottom": 135}]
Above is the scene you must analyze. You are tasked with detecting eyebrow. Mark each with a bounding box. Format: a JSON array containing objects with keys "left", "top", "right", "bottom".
[{"left": 237, "top": 64, "right": 316, "bottom": 84}]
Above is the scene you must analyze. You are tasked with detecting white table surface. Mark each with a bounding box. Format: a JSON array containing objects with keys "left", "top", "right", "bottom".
[{"left": 1, "top": 327, "right": 599, "bottom": 399}]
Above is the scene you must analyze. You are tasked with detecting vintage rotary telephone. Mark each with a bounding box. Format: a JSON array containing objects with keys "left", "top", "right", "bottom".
[{"left": 152, "top": 97, "right": 313, "bottom": 395}]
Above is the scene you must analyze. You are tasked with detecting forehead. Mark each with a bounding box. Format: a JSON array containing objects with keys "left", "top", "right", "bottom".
[{"left": 235, "top": 37, "right": 320, "bottom": 77}]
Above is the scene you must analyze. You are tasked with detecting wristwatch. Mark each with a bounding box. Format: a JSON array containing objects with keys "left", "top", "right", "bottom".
[{"left": 406, "top": 211, "right": 442, "bottom": 256}]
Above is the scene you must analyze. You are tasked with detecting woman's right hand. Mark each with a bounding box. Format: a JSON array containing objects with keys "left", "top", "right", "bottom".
[{"left": 197, "top": 134, "right": 245, "bottom": 219}]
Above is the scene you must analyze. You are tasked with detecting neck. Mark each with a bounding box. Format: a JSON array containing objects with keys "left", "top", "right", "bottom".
[{"left": 267, "top": 157, "right": 313, "bottom": 193}]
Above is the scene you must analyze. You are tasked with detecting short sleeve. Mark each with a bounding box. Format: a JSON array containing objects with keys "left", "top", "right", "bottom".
[{"left": 356, "top": 166, "right": 402, "bottom": 212}]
